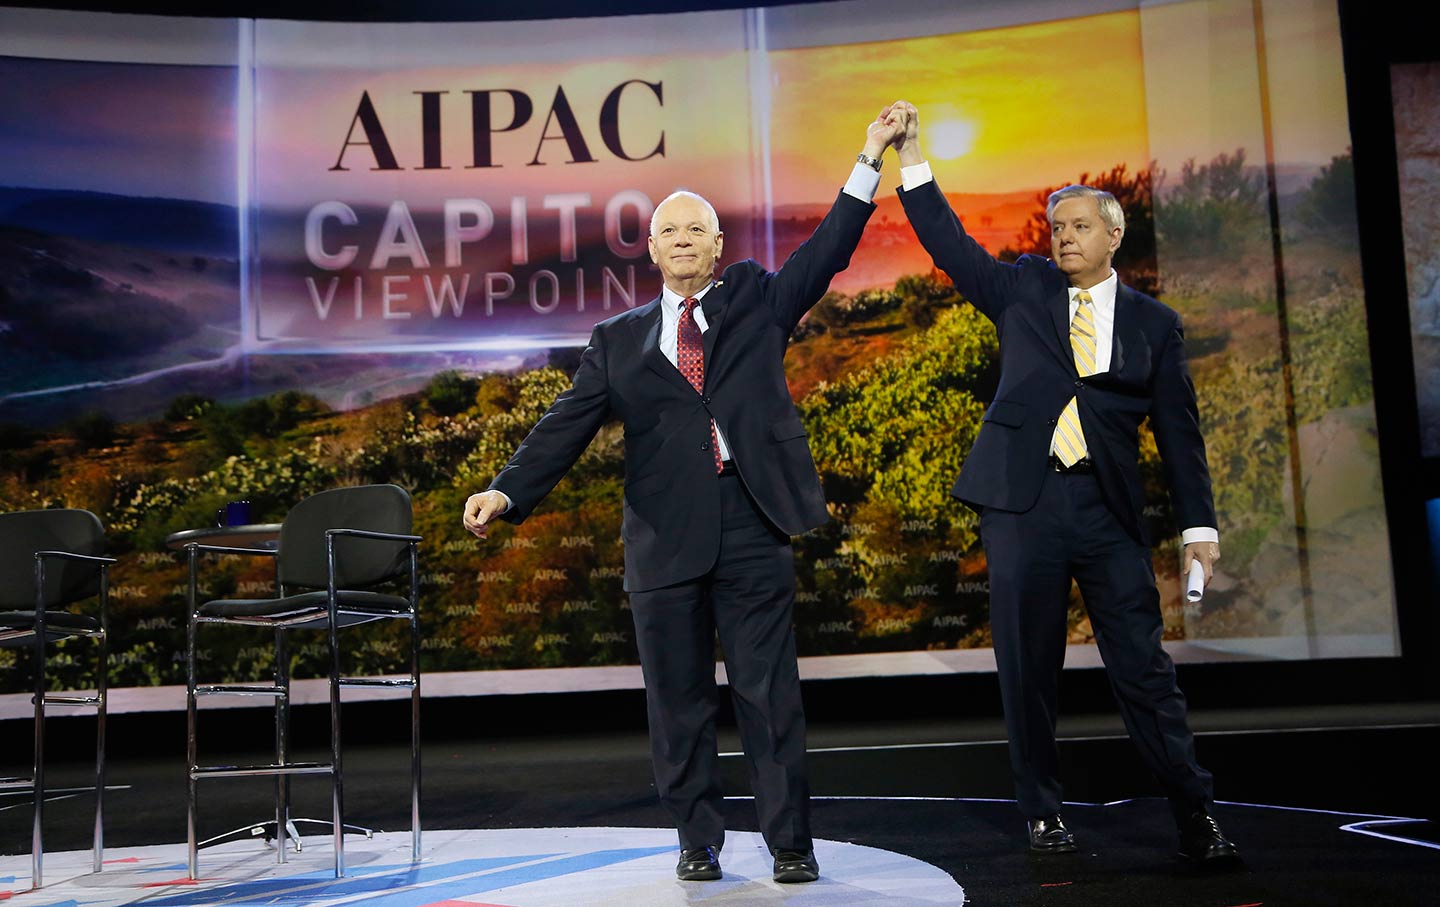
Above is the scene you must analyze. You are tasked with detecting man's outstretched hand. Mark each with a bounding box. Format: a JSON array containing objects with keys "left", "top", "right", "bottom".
[{"left": 462, "top": 490, "right": 508, "bottom": 539}]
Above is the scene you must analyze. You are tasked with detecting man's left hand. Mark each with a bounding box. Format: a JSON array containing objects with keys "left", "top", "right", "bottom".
[{"left": 1182, "top": 541, "right": 1220, "bottom": 585}]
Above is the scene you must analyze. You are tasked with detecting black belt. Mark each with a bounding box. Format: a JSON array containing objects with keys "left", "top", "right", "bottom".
[
  {"left": 1048, "top": 455, "right": 1094, "bottom": 473},
  {"left": 718, "top": 461, "right": 737, "bottom": 476}
]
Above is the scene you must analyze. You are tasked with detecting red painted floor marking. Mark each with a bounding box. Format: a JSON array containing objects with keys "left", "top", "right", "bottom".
[
  {"left": 1040, "top": 881, "right": 1074, "bottom": 887},
  {"left": 141, "top": 876, "right": 201, "bottom": 887},
  {"left": 104, "top": 857, "right": 143, "bottom": 864},
  {"left": 1224, "top": 903, "right": 1263, "bottom": 906},
  {"left": 423, "top": 902, "right": 517, "bottom": 907}
]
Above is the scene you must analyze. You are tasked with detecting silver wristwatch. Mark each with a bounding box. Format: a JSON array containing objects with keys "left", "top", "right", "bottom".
[{"left": 857, "top": 152, "right": 882, "bottom": 172}]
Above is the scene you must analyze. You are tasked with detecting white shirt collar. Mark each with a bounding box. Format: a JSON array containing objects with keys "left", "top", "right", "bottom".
[
  {"left": 1070, "top": 269, "right": 1118, "bottom": 310},
  {"left": 661, "top": 280, "right": 716, "bottom": 315}
]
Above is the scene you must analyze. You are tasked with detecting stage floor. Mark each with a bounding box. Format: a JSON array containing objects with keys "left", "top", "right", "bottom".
[
  {"left": 4, "top": 703, "right": 1440, "bottom": 905},
  {"left": 0, "top": 827, "right": 965, "bottom": 906}
]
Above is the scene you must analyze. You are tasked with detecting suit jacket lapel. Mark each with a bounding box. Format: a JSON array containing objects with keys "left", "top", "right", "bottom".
[
  {"left": 635, "top": 297, "right": 694, "bottom": 395},
  {"left": 700, "top": 278, "right": 729, "bottom": 366},
  {"left": 1049, "top": 287, "right": 1073, "bottom": 372},
  {"left": 1109, "top": 284, "right": 1133, "bottom": 376}
]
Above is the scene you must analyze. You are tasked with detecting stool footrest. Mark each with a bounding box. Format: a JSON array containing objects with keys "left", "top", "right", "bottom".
[
  {"left": 0, "top": 776, "right": 34, "bottom": 790},
  {"left": 339, "top": 677, "right": 415, "bottom": 688},
  {"left": 196, "top": 684, "right": 286, "bottom": 697},
  {"left": 42, "top": 695, "right": 102, "bottom": 706},
  {"left": 192, "top": 762, "right": 333, "bottom": 780}
]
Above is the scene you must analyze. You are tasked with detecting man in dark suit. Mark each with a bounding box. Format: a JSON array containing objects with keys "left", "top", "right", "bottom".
[
  {"left": 885, "top": 101, "right": 1239, "bottom": 865},
  {"left": 463, "top": 111, "right": 904, "bottom": 883}
]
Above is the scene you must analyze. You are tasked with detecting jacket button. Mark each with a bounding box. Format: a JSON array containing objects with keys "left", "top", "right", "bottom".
[
  {"left": 1047, "top": 418, "right": 1056, "bottom": 425},
  {"left": 1074, "top": 380, "right": 1083, "bottom": 388},
  {"left": 702, "top": 396, "right": 712, "bottom": 405},
  {"left": 700, "top": 443, "right": 710, "bottom": 451}
]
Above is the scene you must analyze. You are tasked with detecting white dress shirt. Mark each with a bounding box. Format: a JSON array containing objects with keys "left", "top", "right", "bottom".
[
  {"left": 659, "top": 281, "right": 733, "bottom": 462},
  {"left": 898, "top": 161, "right": 1217, "bottom": 548}
]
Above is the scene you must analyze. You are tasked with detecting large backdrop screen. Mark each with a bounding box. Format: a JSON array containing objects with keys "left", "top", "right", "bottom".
[{"left": 0, "top": 0, "right": 1397, "bottom": 707}]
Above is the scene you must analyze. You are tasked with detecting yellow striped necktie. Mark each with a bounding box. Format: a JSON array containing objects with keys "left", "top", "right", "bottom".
[{"left": 1052, "top": 290, "right": 1096, "bottom": 467}]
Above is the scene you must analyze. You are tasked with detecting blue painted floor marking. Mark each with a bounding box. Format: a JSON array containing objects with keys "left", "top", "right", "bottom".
[
  {"left": 139, "top": 855, "right": 553, "bottom": 907},
  {"left": 340, "top": 846, "right": 675, "bottom": 907}
]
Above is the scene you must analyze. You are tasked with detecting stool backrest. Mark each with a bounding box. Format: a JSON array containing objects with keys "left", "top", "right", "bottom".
[
  {"left": 277, "top": 485, "right": 412, "bottom": 590},
  {"left": 0, "top": 509, "right": 106, "bottom": 608}
]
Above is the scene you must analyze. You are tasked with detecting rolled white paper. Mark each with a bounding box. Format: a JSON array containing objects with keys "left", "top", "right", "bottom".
[{"left": 1185, "top": 559, "right": 1205, "bottom": 602}]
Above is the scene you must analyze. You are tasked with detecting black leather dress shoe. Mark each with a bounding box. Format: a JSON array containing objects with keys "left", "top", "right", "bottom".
[
  {"left": 1027, "top": 815, "right": 1078, "bottom": 853},
  {"left": 1177, "top": 807, "right": 1241, "bottom": 866},
  {"left": 676, "top": 845, "right": 722, "bottom": 881},
  {"left": 772, "top": 849, "right": 819, "bottom": 883}
]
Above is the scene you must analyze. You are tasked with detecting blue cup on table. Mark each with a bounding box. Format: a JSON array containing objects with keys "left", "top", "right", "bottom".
[{"left": 216, "top": 500, "right": 253, "bottom": 527}]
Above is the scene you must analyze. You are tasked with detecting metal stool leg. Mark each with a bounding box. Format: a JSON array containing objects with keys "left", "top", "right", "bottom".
[
  {"left": 94, "top": 575, "right": 108, "bottom": 873},
  {"left": 410, "top": 546, "right": 422, "bottom": 861},
  {"left": 327, "top": 575, "right": 345, "bottom": 878},
  {"left": 274, "top": 626, "right": 289, "bottom": 864},
  {"left": 186, "top": 551, "right": 200, "bottom": 879},
  {"left": 31, "top": 596, "right": 46, "bottom": 890}
]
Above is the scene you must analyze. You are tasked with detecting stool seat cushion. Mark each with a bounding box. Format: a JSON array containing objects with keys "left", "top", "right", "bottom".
[
  {"left": 198, "top": 589, "right": 411, "bottom": 628},
  {"left": 0, "top": 610, "right": 101, "bottom": 646}
]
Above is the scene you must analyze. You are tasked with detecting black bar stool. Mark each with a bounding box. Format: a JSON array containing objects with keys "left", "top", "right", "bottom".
[
  {"left": 0, "top": 508, "right": 115, "bottom": 890},
  {"left": 184, "top": 484, "right": 422, "bottom": 878}
]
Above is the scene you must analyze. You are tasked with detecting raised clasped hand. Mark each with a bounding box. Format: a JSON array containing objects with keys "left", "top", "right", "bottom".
[
  {"left": 865, "top": 110, "right": 903, "bottom": 158},
  {"left": 883, "top": 100, "right": 921, "bottom": 164}
]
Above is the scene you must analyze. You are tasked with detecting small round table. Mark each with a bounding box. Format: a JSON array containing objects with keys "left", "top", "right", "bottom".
[{"left": 163, "top": 524, "right": 283, "bottom": 551}]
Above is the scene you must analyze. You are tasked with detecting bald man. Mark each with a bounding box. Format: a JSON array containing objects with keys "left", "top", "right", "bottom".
[{"left": 464, "top": 111, "right": 903, "bottom": 883}]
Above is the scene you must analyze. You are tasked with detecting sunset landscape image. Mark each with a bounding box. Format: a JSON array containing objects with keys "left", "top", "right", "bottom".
[{"left": 0, "top": 1, "right": 1393, "bottom": 694}]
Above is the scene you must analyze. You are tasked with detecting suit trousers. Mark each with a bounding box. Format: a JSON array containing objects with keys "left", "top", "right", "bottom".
[
  {"left": 628, "top": 471, "right": 811, "bottom": 853},
  {"left": 980, "top": 466, "right": 1214, "bottom": 819}
]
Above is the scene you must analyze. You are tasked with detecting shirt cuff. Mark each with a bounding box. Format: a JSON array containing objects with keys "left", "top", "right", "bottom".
[
  {"left": 900, "top": 160, "right": 934, "bottom": 192},
  {"left": 495, "top": 490, "right": 513, "bottom": 514},
  {"left": 843, "top": 161, "right": 882, "bottom": 203},
  {"left": 1181, "top": 527, "right": 1219, "bottom": 546}
]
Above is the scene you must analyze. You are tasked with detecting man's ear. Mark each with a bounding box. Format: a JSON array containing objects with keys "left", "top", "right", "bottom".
[
  {"left": 648, "top": 234, "right": 659, "bottom": 264},
  {"left": 714, "top": 231, "right": 724, "bottom": 261}
]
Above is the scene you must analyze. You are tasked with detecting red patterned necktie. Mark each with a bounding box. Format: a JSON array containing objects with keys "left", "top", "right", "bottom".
[{"left": 677, "top": 297, "right": 723, "bottom": 474}]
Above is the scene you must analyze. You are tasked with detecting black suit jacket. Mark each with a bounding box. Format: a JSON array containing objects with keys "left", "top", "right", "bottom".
[
  {"left": 490, "top": 189, "right": 875, "bottom": 591},
  {"left": 899, "top": 180, "right": 1215, "bottom": 546}
]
